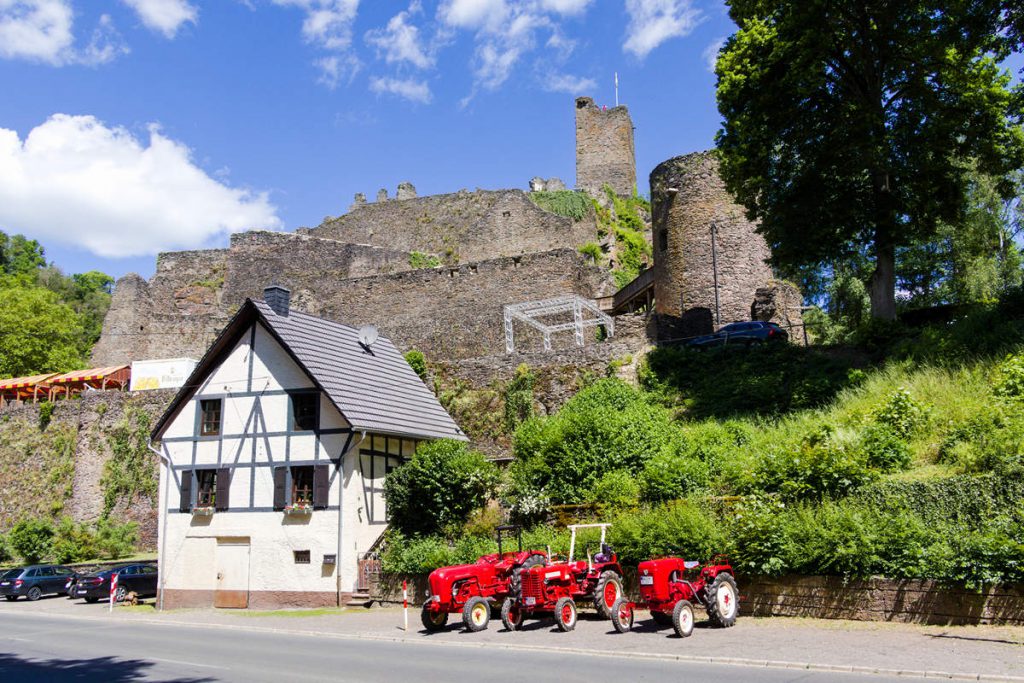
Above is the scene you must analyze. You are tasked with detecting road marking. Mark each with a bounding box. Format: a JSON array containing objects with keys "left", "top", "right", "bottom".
[{"left": 148, "top": 656, "right": 228, "bottom": 670}]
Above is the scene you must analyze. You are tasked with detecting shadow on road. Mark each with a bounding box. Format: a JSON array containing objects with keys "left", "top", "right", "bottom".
[{"left": 0, "top": 653, "right": 214, "bottom": 683}]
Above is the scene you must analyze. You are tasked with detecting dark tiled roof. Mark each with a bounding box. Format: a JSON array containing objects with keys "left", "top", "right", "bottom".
[{"left": 251, "top": 300, "right": 465, "bottom": 441}]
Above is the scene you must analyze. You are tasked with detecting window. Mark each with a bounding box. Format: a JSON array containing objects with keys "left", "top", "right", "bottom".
[
  {"left": 659, "top": 229, "right": 668, "bottom": 252},
  {"left": 141, "top": 566, "right": 157, "bottom": 575},
  {"left": 290, "top": 392, "right": 318, "bottom": 431},
  {"left": 294, "top": 550, "right": 310, "bottom": 564},
  {"left": 200, "top": 399, "right": 222, "bottom": 436},
  {"left": 291, "top": 466, "right": 314, "bottom": 505},
  {"left": 196, "top": 469, "right": 217, "bottom": 507}
]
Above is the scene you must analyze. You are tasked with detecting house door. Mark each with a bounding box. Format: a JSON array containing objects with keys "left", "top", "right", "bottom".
[{"left": 214, "top": 538, "right": 250, "bottom": 609}]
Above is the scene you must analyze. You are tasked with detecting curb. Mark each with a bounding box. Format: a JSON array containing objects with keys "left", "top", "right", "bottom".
[{"left": 9, "top": 609, "right": 1024, "bottom": 682}]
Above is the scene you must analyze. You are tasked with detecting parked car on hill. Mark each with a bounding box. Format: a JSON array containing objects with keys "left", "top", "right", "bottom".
[
  {"left": 0, "top": 565, "right": 78, "bottom": 601},
  {"left": 73, "top": 564, "right": 158, "bottom": 603},
  {"left": 686, "top": 321, "right": 789, "bottom": 348}
]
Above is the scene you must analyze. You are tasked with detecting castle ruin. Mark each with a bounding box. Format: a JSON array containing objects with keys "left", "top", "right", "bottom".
[{"left": 575, "top": 96, "right": 636, "bottom": 197}]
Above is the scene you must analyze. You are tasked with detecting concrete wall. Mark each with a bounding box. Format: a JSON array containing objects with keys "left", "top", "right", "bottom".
[
  {"left": 301, "top": 189, "right": 595, "bottom": 265},
  {"left": 575, "top": 97, "right": 636, "bottom": 197},
  {"left": 650, "top": 151, "right": 777, "bottom": 337}
]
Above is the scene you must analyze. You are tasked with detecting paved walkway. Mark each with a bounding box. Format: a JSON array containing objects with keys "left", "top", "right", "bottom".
[{"left": 6, "top": 596, "right": 1023, "bottom": 681}]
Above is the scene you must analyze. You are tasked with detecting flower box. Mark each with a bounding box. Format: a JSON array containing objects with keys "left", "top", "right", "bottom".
[
  {"left": 192, "top": 506, "right": 215, "bottom": 516},
  {"left": 285, "top": 503, "right": 313, "bottom": 515}
]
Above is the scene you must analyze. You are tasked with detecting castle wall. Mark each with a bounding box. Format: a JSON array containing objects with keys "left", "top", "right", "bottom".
[
  {"left": 301, "top": 189, "right": 594, "bottom": 265},
  {"left": 575, "top": 97, "right": 636, "bottom": 197},
  {"left": 650, "top": 152, "right": 776, "bottom": 337}
]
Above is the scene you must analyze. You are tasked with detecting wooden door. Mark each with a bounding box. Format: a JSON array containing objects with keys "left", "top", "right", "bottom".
[{"left": 214, "top": 538, "right": 250, "bottom": 608}]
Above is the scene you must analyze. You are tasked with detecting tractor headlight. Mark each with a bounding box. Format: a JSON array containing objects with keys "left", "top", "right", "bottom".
[{"left": 432, "top": 595, "right": 441, "bottom": 603}]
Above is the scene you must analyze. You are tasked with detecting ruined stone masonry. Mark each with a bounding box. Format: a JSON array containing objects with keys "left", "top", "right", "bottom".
[{"left": 575, "top": 97, "right": 636, "bottom": 197}]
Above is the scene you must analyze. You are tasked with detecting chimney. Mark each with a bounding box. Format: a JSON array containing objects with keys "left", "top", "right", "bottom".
[{"left": 263, "top": 285, "right": 291, "bottom": 316}]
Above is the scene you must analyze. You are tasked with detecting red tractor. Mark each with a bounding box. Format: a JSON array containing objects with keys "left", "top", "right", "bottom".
[
  {"left": 501, "top": 523, "right": 625, "bottom": 632},
  {"left": 421, "top": 524, "right": 546, "bottom": 632},
  {"left": 609, "top": 556, "right": 739, "bottom": 638}
]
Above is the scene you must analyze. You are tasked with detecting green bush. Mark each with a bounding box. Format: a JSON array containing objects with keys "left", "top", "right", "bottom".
[
  {"left": 384, "top": 439, "right": 499, "bottom": 537},
  {"left": 403, "top": 350, "right": 427, "bottom": 381},
  {"left": 859, "top": 424, "right": 911, "bottom": 472},
  {"left": 578, "top": 242, "right": 603, "bottom": 263},
  {"left": 38, "top": 401, "right": 55, "bottom": 430},
  {"left": 0, "top": 533, "right": 10, "bottom": 563},
  {"left": 639, "top": 451, "right": 710, "bottom": 503},
  {"left": 726, "top": 496, "right": 789, "bottom": 576},
  {"left": 101, "top": 407, "right": 157, "bottom": 517},
  {"left": 529, "top": 190, "right": 591, "bottom": 221},
  {"left": 95, "top": 518, "right": 138, "bottom": 559},
  {"left": 783, "top": 502, "right": 877, "bottom": 578},
  {"left": 609, "top": 500, "right": 726, "bottom": 565},
  {"left": 993, "top": 353, "right": 1024, "bottom": 402},
  {"left": 408, "top": 251, "right": 441, "bottom": 269},
  {"left": 587, "top": 470, "right": 640, "bottom": 508},
  {"left": 8, "top": 517, "right": 55, "bottom": 563},
  {"left": 872, "top": 387, "right": 929, "bottom": 437},
  {"left": 52, "top": 517, "right": 98, "bottom": 564},
  {"left": 503, "top": 364, "right": 535, "bottom": 433},
  {"left": 750, "top": 426, "right": 876, "bottom": 501}
]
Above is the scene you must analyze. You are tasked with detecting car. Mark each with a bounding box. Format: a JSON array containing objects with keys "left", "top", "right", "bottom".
[
  {"left": 686, "top": 321, "right": 789, "bottom": 348},
  {"left": 73, "top": 563, "right": 159, "bottom": 603},
  {"left": 0, "top": 565, "right": 78, "bottom": 601}
]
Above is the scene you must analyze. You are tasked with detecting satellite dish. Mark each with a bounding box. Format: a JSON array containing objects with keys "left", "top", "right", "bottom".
[{"left": 358, "top": 325, "right": 378, "bottom": 349}]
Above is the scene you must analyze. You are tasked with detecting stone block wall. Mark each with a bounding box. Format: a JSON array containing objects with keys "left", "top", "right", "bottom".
[
  {"left": 575, "top": 97, "right": 636, "bottom": 197},
  {"left": 650, "top": 151, "right": 777, "bottom": 333},
  {"left": 301, "top": 189, "right": 594, "bottom": 265}
]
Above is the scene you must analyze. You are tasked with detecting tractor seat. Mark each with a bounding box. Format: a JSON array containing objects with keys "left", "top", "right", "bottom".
[
  {"left": 684, "top": 560, "right": 700, "bottom": 570},
  {"left": 594, "top": 543, "right": 614, "bottom": 563}
]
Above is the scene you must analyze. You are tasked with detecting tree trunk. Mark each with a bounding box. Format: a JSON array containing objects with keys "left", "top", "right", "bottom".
[{"left": 870, "top": 236, "right": 897, "bottom": 320}]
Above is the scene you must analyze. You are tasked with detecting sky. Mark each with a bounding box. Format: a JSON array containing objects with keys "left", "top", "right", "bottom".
[{"left": 0, "top": 0, "right": 738, "bottom": 280}]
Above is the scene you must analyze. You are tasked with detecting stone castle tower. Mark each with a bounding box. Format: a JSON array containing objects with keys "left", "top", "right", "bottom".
[
  {"left": 575, "top": 97, "right": 636, "bottom": 197},
  {"left": 650, "top": 151, "right": 788, "bottom": 336}
]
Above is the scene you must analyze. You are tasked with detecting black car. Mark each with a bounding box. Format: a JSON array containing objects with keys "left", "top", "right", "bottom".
[
  {"left": 687, "top": 321, "right": 789, "bottom": 348},
  {"left": 74, "top": 563, "right": 159, "bottom": 603},
  {"left": 0, "top": 565, "right": 77, "bottom": 601}
]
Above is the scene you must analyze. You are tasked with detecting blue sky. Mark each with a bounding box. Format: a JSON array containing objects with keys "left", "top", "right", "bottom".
[
  {"left": 0, "top": 1, "right": 1020, "bottom": 282},
  {"left": 0, "top": 0, "right": 735, "bottom": 280}
]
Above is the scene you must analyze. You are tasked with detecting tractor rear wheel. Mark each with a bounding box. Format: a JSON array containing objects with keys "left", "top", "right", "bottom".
[
  {"left": 501, "top": 597, "right": 524, "bottom": 631},
  {"left": 610, "top": 598, "right": 633, "bottom": 633},
  {"left": 704, "top": 572, "right": 739, "bottom": 628},
  {"left": 672, "top": 600, "right": 695, "bottom": 638},
  {"left": 650, "top": 611, "right": 672, "bottom": 626},
  {"left": 554, "top": 597, "right": 577, "bottom": 632},
  {"left": 420, "top": 604, "right": 448, "bottom": 632},
  {"left": 593, "top": 570, "right": 623, "bottom": 619},
  {"left": 462, "top": 596, "right": 491, "bottom": 632}
]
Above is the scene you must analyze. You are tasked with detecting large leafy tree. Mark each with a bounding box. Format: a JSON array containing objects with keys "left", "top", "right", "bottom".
[{"left": 716, "top": 1, "right": 1024, "bottom": 319}]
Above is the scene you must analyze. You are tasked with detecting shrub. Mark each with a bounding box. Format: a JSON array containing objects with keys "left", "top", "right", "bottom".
[
  {"left": 872, "top": 387, "right": 928, "bottom": 437},
  {"left": 408, "top": 251, "right": 441, "bottom": 269},
  {"left": 587, "top": 470, "right": 640, "bottom": 508},
  {"left": 993, "top": 353, "right": 1024, "bottom": 402},
  {"left": 462, "top": 505, "right": 503, "bottom": 538},
  {"left": 937, "top": 410, "right": 1024, "bottom": 473},
  {"left": 503, "top": 364, "right": 535, "bottom": 433},
  {"left": 384, "top": 439, "right": 499, "bottom": 537},
  {"left": 751, "top": 426, "right": 876, "bottom": 501},
  {"left": 0, "top": 533, "right": 10, "bottom": 563},
  {"left": 859, "top": 424, "right": 911, "bottom": 472},
  {"left": 726, "top": 496, "right": 789, "bottom": 576},
  {"left": 609, "top": 500, "right": 727, "bottom": 565},
  {"left": 578, "top": 242, "right": 603, "bottom": 263},
  {"left": 8, "top": 517, "right": 55, "bottom": 563},
  {"left": 403, "top": 350, "right": 427, "bottom": 381},
  {"left": 528, "top": 190, "right": 591, "bottom": 221},
  {"left": 52, "top": 517, "right": 98, "bottom": 564},
  {"left": 95, "top": 518, "right": 138, "bottom": 559},
  {"left": 381, "top": 531, "right": 454, "bottom": 574},
  {"left": 38, "top": 401, "right": 55, "bottom": 430},
  {"left": 639, "top": 451, "right": 710, "bottom": 503},
  {"left": 783, "top": 501, "right": 877, "bottom": 579}
]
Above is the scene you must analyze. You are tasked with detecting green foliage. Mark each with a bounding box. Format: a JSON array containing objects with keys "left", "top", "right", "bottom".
[
  {"left": 871, "top": 387, "right": 928, "bottom": 438},
  {"left": 715, "top": 2, "right": 1024, "bottom": 319},
  {"left": 52, "top": 516, "right": 98, "bottom": 564},
  {"left": 858, "top": 425, "right": 911, "bottom": 472},
  {"left": 586, "top": 470, "right": 640, "bottom": 508},
  {"left": 408, "top": 251, "right": 441, "bottom": 269},
  {"left": 608, "top": 500, "right": 726, "bottom": 565},
  {"left": 993, "top": 353, "right": 1024, "bottom": 402},
  {"left": 587, "top": 188, "right": 652, "bottom": 288},
  {"left": 403, "top": 349, "right": 427, "bottom": 381},
  {"left": 638, "top": 451, "right": 710, "bottom": 503},
  {"left": 38, "top": 401, "right": 55, "bottom": 431},
  {"left": 578, "top": 242, "right": 602, "bottom": 263},
  {"left": 0, "top": 281, "right": 85, "bottom": 378},
  {"left": 528, "top": 190, "right": 591, "bottom": 221},
  {"left": 94, "top": 518, "right": 139, "bottom": 559},
  {"left": 502, "top": 364, "right": 535, "bottom": 433},
  {"left": 0, "top": 533, "right": 10, "bottom": 563},
  {"left": 101, "top": 407, "right": 157, "bottom": 517},
  {"left": 384, "top": 440, "right": 499, "bottom": 537},
  {"left": 8, "top": 517, "right": 54, "bottom": 563},
  {"left": 749, "top": 426, "right": 877, "bottom": 501},
  {"left": 0, "top": 233, "right": 45, "bottom": 276}
]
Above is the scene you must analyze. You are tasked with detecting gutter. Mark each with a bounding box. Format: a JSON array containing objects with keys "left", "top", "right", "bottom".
[{"left": 147, "top": 442, "right": 171, "bottom": 612}]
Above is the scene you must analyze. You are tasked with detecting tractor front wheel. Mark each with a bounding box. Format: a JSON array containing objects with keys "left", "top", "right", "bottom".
[
  {"left": 593, "top": 570, "right": 623, "bottom": 619},
  {"left": 610, "top": 598, "right": 633, "bottom": 633},
  {"left": 420, "top": 604, "right": 448, "bottom": 632},
  {"left": 704, "top": 572, "right": 739, "bottom": 628},
  {"left": 462, "top": 596, "right": 491, "bottom": 632},
  {"left": 554, "top": 597, "right": 577, "bottom": 632},
  {"left": 501, "top": 597, "right": 524, "bottom": 631},
  {"left": 672, "top": 600, "right": 695, "bottom": 638}
]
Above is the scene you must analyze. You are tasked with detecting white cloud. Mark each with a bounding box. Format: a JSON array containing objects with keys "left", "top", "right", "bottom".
[
  {"left": 702, "top": 35, "right": 724, "bottom": 73},
  {"left": 121, "top": 0, "right": 197, "bottom": 39},
  {"left": 623, "top": 0, "right": 701, "bottom": 58},
  {"left": 273, "top": 0, "right": 361, "bottom": 85},
  {"left": 0, "top": 0, "right": 74, "bottom": 64},
  {"left": 0, "top": 114, "right": 281, "bottom": 257},
  {"left": 438, "top": 0, "right": 507, "bottom": 31},
  {"left": 541, "top": 70, "right": 595, "bottom": 94},
  {"left": 365, "top": 2, "right": 434, "bottom": 70},
  {"left": 369, "top": 76, "right": 432, "bottom": 103},
  {"left": 539, "top": 0, "right": 591, "bottom": 15}
]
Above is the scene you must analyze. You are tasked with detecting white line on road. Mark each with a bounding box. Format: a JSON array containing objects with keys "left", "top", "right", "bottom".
[{"left": 147, "top": 656, "right": 228, "bottom": 670}]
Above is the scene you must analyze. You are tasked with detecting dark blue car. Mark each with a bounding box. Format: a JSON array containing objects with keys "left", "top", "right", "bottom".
[
  {"left": 687, "top": 321, "right": 789, "bottom": 348},
  {"left": 74, "top": 563, "right": 159, "bottom": 603},
  {"left": 0, "top": 565, "right": 77, "bottom": 601}
]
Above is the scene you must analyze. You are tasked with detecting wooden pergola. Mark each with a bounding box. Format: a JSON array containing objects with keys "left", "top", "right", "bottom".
[
  {"left": 0, "top": 373, "right": 59, "bottom": 408},
  {"left": 48, "top": 365, "right": 131, "bottom": 400}
]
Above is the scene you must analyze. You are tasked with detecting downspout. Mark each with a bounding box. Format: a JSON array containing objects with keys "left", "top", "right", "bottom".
[
  {"left": 148, "top": 442, "right": 171, "bottom": 612},
  {"left": 339, "top": 430, "right": 367, "bottom": 605}
]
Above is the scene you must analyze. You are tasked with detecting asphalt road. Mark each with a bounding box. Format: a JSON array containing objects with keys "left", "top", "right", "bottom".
[{"left": 0, "top": 611, "right": 920, "bottom": 683}]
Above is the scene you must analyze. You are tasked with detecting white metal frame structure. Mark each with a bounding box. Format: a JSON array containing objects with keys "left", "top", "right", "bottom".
[{"left": 503, "top": 295, "right": 614, "bottom": 354}]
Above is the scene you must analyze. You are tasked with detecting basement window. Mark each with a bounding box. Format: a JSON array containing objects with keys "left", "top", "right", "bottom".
[{"left": 294, "top": 550, "right": 311, "bottom": 564}]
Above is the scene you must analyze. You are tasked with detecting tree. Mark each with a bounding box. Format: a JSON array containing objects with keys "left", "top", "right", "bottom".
[
  {"left": 0, "top": 232, "right": 45, "bottom": 276},
  {"left": 0, "top": 280, "right": 85, "bottom": 378},
  {"left": 383, "top": 440, "right": 499, "bottom": 537},
  {"left": 716, "top": 1, "right": 1024, "bottom": 319}
]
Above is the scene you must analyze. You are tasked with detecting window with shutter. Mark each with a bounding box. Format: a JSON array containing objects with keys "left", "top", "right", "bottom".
[
  {"left": 179, "top": 470, "right": 193, "bottom": 512},
  {"left": 290, "top": 466, "right": 314, "bottom": 505},
  {"left": 273, "top": 467, "right": 287, "bottom": 510},
  {"left": 313, "top": 464, "right": 329, "bottom": 509},
  {"left": 196, "top": 469, "right": 217, "bottom": 506}
]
